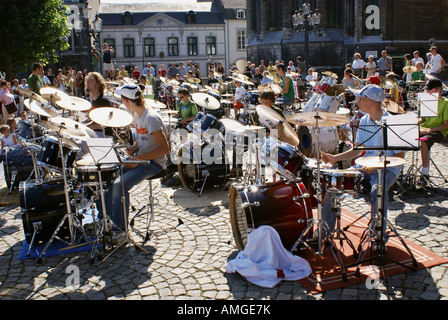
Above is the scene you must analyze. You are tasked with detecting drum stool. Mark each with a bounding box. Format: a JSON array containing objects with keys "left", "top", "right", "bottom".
[{"left": 130, "top": 169, "right": 167, "bottom": 243}]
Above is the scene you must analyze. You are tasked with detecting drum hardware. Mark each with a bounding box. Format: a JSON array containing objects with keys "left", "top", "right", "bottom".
[{"left": 26, "top": 222, "right": 42, "bottom": 257}]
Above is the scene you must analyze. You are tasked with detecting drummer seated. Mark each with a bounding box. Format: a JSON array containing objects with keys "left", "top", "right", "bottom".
[
  {"left": 411, "top": 62, "right": 426, "bottom": 83},
  {"left": 254, "top": 89, "right": 285, "bottom": 129},
  {"left": 417, "top": 79, "right": 448, "bottom": 185},
  {"left": 177, "top": 88, "right": 198, "bottom": 127}
]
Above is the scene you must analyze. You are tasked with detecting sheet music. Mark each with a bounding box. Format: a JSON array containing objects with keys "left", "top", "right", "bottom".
[
  {"left": 86, "top": 137, "right": 120, "bottom": 164},
  {"left": 382, "top": 113, "right": 419, "bottom": 149},
  {"left": 418, "top": 92, "right": 439, "bottom": 118}
]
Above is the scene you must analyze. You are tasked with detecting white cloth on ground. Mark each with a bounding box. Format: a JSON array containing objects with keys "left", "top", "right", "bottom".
[{"left": 224, "top": 225, "right": 312, "bottom": 288}]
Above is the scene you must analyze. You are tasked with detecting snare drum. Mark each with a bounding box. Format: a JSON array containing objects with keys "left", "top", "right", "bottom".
[
  {"left": 18, "top": 120, "right": 43, "bottom": 141},
  {"left": 316, "top": 169, "right": 363, "bottom": 194},
  {"left": 37, "top": 137, "right": 79, "bottom": 172},
  {"left": 229, "top": 180, "right": 313, "bottom": 251},
  {"left": 297, "top": 126, "right": 339, "bottom": 158},
  {"left": 76, "top": 164, "right": 119, "bottom": 187}
]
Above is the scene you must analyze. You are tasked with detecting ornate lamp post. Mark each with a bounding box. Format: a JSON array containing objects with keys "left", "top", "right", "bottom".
[
  {"left": 292, "top": 1, "right": 321, "bottom": 69},
  {"left": 72, "top": 2, "right": 102, "bottom": 71}
]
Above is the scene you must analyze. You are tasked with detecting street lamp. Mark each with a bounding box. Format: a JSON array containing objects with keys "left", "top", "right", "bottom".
[
  {"left": 72, "top": 3, "right": 102, "bottom": 71},
  {"left": 292, "top": 2, "right": 321, "bottom": 69}
]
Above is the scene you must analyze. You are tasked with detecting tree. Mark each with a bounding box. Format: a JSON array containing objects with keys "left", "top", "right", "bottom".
[{"left": 0, "top": 0, "right": 71, "bottom": 80}]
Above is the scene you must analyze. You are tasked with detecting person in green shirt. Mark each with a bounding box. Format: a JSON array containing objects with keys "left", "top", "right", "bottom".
[
  {"left": 276, "top": 63, "right": 295, "bottom": 105},
  {"left": 418, "top": 79, "right": 448, "bottom": 185},
  {"left": 177, "top": 87, "right": 198, "bottom": 126},
  {"left": 411, "top": 61, "right": 426, "bottom": 82},
  {"left": 91, "top": 48, "right": 101, "bottom": 73},
  {"left": 27, "top": 62, "right": 45, "bottom": 94}
]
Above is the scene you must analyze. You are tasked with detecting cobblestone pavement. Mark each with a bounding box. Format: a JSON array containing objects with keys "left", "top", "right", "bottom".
[{"left": 0, "top": 142, "right": 448, "bottom": 302}]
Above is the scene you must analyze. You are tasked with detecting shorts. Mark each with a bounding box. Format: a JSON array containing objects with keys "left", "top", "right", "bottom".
[
  {"left": 103, "top": 63, "right": 114, "bottom": 72},
  {"left": 420, "top": 131, "right": 446, "bottom": 149},
  {"left": 233, "top": 101, "right": 243, "bottom": 110}
]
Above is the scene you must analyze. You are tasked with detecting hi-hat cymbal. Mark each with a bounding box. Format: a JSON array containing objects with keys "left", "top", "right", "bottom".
[
  {"left": 189, "top": 78, "right": 201, "bottom": 84},
  {"left": 50, "top": 116, "right": 97, "bottom": 139},
  {"left": 89, "top": 107, "right": 133, "bottom": 128},
  {"left": 191, "top": 92, "right": 221, "bottom": 110},
  {"left": 258, "top": 83, "right": 283, "bottom": 95},
  {"left": 145, "top": 99, "right": 167, "bottom": 109},
  {"left": 403, "top": 65, "right": 417, "bottom": 74},
  {"left": 355, "top": 156, "right": 405, "bottom": 168},
  {"left": 37, "top": 120, "right": 86, "bottom": 139},
  {"left": 382, "top": 99, "right": 404, "bottom": 114},
  {"left": 286, "top": 111, "right": 349, "bottom": 127},
  {"left": 40, "top": 87, "right": 69, "bottom": 102},
  {"left": 256, "top": 104, "right": 300, "bottom": 147},
  {"left": 56, "top": 97, "right": 92, "bottom": 112},
  {"left": 24, "top": 99, "right": 58, "bottom": 118}
]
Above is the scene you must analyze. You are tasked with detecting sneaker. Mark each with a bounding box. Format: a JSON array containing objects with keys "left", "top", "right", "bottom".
[{"left": 417, "top": 174, "right": 430, "bottom": 186}]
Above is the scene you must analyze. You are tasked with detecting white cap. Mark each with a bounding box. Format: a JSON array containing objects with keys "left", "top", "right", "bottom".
[
  {"left": 353, "top": 84, "right": 385, "bottom": 103},
  {"left": 116, "top": 84, "right": 141, "bottom": 100}
]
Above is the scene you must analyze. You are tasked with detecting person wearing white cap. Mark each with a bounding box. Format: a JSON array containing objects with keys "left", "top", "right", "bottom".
[
  {"left": 100, "top": 83, "right": 169, "bottom": 242},
  {"left": 321, "top": 85, "right": 404, "bottom": 236}
]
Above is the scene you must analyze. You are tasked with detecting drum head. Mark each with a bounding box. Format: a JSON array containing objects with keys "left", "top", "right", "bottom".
[{"left": 298, "top": 126, "right": 313, "bottom": 157}]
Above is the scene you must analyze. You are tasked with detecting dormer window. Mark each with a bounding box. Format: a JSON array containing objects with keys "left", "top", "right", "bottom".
[
  {"left": 236, "top": 9, "right": 246, "bottom": 19},
  {"left": 122, "top": 11, "right": 133, "bottom": 25},
  {"left": 186, "top": 10, "right": 196, "bottom": 24}
]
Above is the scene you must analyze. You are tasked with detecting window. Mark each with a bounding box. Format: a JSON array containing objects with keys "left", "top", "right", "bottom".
[
  {"left": 144, "top": 38, "right": 155, "bottom": 57},
  {"left": 187, "top": 37, "right": 198, "bottom": 56},
  {"left": 206, "top": 37, "right": 216, "bottom": 55},
  {"left": 236, "top": 9, "right": 246, "bottom": 19},
  {"left": 122, "top": 11, "right": 133, "bottom": 25},
  {"left": 237, "top": 30, "right": 246, "bottom": 50},
  {"left": 103, "top": 39, "right": 116, "bottom": 58},
  {"left": 168, "top": 37, "right": 179, "bottom": 56},
  {"left": 124, "top": 38, "right": 135, "bottom": 57}
]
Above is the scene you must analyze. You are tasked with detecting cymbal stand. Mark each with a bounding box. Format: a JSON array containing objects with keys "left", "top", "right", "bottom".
[
  {"left": 346, "top": 154, "right": 418, "bottom": 296},
  {"left": 290, "top": 113, "right": 349, "bottom": 282},
  {"left": 37, "top": 129, "right": 89, "bottom": 263}
]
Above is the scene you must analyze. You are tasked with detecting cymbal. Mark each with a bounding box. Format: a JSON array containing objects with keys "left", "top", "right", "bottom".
[
  {"left": 145, "top": 99, "right": 167, "bottom": 109},
  {"left": 243, "top": 125, "right": 265, "bottom": 131},
  {"left": 219, "top": 117, "right": 246, "bottom": 133},
  {"left": 37, "top": 120, "right": 87, "bottom": 139},
  {"left": 188, "top": 78, "right": 201, "bottom": 84},
  {"left": 167, "top": 79, "right": 180, "bottom": 86},
  {"left": 183, "top": 82, "right": 198, "bottom": 90},
  {"left": 258, "top": 83, "right": 283, "bottom": 95},
  {"left": 50, "top": 116, "right": 97, "bottom": 139},
  {"left": 382, "top": 99, "right": 404, "bottom": 114},
  {"left": 18, "top": 88, "right": 48, "bottom": 105},
  {"left": 256, "top": 104, "right": 300, "bottom": 147},
  {"left": 403, "top": 65, "right": 417, "bottom": 74},
  {"left": 323, "top": 71, "right": 338, "bottom": 79},
  {"left": 89, "top": 107, "right": 133, "bottom": 128},
  {"left": 56, "top": 97, "right": 91, "bottom": 111},
  {"left": 229, "top": 75, "right": 254, "bottom": 86},
  {"left": 204, "top": 85, "right": 220, "bottom": 94},
  {"left": 39, "top": 87, "right": 69, "bottom": 102},
  {"left": 191, "top": 92, "right": 221, "bottom": 110},
  {"left": 24, "top": 99, "right": 58, "bottom": 118},
  {"left": 355, "top": 156, "right": 405, "bottom": 168},
  {"left": 325, "top": 85, "right": 346, "bottom": 96},
  {"left": 286, "top": 111, "right": 349, "bottom": 127},
  {"left": 336, "top": 107, "right": 351, "bottom": 116}
]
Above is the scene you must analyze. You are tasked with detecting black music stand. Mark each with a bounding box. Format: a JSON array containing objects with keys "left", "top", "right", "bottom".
[{"left": 345, "top": 119, "right": 419, "bottom": 298}]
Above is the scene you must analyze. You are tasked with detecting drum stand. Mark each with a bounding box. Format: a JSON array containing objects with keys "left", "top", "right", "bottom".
[
  {"left": 290, "top": 115, "right": 350, "bottom": 282},
  {"left": 37, "top": 130, "right": 91, "bottom": 263}
]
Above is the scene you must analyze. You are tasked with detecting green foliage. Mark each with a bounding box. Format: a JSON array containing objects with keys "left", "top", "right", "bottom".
[{"left": 0, "top": 0, "right": 71, "bottom": 78}]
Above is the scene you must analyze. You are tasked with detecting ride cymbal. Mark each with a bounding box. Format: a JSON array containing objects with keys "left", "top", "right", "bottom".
[
  {"left": 191, "top": 92, "right": 221, "bottom": 110},
  {"left": 89, "top": 107, "right": 133, "bottom": 127},
  {"left": 286, "top": 111, "right": 349, "bottom": 127}
]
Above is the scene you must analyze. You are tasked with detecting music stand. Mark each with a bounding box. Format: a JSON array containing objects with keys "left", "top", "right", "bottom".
[{"left": 346, "top": 119, "right": 419, "bottom": 297}]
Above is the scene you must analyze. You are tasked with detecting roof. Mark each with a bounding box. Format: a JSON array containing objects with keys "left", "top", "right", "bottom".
[{"left": 99, "top": 0, "right": 214, "bottom": 13}]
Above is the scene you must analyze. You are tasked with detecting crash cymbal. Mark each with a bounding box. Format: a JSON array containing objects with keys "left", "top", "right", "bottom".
[
  {"left": 258, "top": 83, "right": 283, "bottom": 95},
  {"left": 18, "top": 88, "right": 48, "bottom": 105},
  {"left": 145, "top": 98, "right": 167, "bottom": 109},
  {"left": 355, "top": 156, "right": 405, "bottom": 168},
  {"left": 204, "top": 85, "right": 220, "bottom": 94},
  {"left": 189, "top": 78, "right": 201, "bottom": 84},
  {"left": 39, "top": 87, "right": 69, "bottom": 102},
  {"left": 24, "top": 99, "right": 58, "bottom": 118},
  {"left": 229, "top": 75, "right": 254, "bottom": 86},
  {"left": 219, "top": 117, "right": 246, "bottom": 133},
  {"left": 56, "top": 97, "right": 92, "bottom": 112},
  {"left": 382, "top": 99, "right": 404, "bottom": 114},
  {"left": 191, "top": 92, "right": 221, "bottom": 110},
  {"left": 323, "top": 71, "right": 338, "bottom": 79},
  {"left": 37, "top": 120, "right": 87, "bottom": 139},
  {"left": 326, "top": 85, "right": 346, "bottom": 96},
  {"left": 286, "top": 111, "right": 349, "bottom": 127},
  {"left": 256, "top": 105, "right": 300, "bottom": 147},
  {"left": 89, "top": 107, "right": 133, "bottom": 128},
  {"left": 403, "top": 65, "right": 417, "bottom": 74},
  {"left": 50, "top": 116, "right": 97, "bottom": 139}
]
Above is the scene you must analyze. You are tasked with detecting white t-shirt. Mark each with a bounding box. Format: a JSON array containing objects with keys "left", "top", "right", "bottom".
[
  {"left": 1, "top": 134, "right": 16, "bottom": 147},
  {"left": 134, "top": 107, "right": 168, "bottom": 168},
  {"left": 234, "top": 86, "right": 246, "bottom": 101},
  {"left": 430, "top": 54, "right": 444, "bottom": 73},
  {"left": 352, "top": 58, "right": 367, "bottom": 69},
  {"left": 412, "top": 57, "right": 424, "bottom": 67}
]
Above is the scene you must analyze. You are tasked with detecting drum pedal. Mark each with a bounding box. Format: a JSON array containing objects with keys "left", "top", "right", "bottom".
[{"left": 26, "top": 222, "right": 42, "bottom": 257}]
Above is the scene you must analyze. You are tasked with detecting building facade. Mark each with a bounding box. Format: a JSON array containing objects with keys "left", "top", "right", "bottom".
[
  {"left": 97, "top": 0, "right": 246, "bottom": 78},
  {"left": 246, "top": 0, "right": 448, "bottom": 78}
]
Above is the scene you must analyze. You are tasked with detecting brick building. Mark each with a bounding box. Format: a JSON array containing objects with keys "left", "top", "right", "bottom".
[{"left": 246, "top": 0, "right": 448, "bottom": 78}]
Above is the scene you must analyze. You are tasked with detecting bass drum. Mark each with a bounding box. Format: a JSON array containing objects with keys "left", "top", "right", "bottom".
[
  {"left": 19, "top": 180, "right": 70, "bottom": 244},
  {"left": 297, "top": 126, "right": 339, "bottom": 158},
  {"left": 177, "top": 142, "right": 230, "bottom": 192},
  {"left": 229, "top": 180, "right": 313, "bottom": 251}
]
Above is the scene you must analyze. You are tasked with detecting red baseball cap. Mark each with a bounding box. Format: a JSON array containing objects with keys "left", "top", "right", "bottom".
[{"left": 364, "top": 75, "right": 381, "bottom": 85}]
